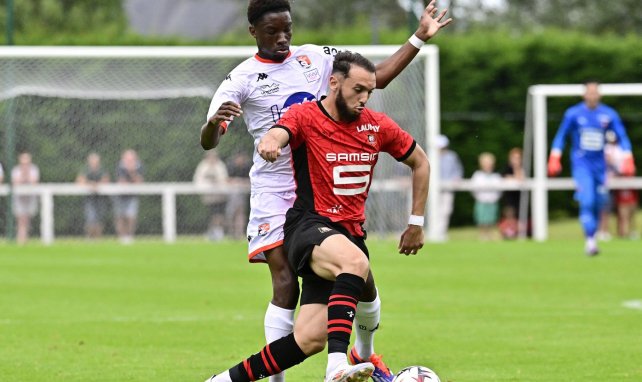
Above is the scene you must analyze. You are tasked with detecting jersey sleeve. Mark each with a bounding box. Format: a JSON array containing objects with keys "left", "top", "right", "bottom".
[
  {"left": 274, "top": 103, "right": 306, "bottom": 149},
  {"left": 551, "top": 108, "right": 574, "bottom": 153},
  {"left": 206, "top": 69, "right": 249, "bottom": 123},
  {"left": 378, "top": 114, "right": 416, "bottom": 161},
  {"left": 609, "top": 108, "right": 633, "bottom": 153}
]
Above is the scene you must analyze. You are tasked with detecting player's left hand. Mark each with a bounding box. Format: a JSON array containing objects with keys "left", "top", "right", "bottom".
[
  {"left": 621, "top": 154, "right": 636, "bottom": 176},
  {"left": 415, "top": 0, "right": 453, "bottom": 41},
  {"left": 398, "top": 225, "right": 425, "bottom": 256}
]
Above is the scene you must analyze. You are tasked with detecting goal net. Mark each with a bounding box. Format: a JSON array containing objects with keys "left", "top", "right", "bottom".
[
  {"left": 0, "top": 46, "right": 439, "bottom": 242},
  {"left": 524, "top": 83, "right": 642, "bottom": 241}
]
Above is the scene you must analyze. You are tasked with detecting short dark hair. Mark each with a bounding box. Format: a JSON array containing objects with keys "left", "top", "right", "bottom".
[
  {"left": 332, "top": 51, "right": 376, "bottom": 78},
  {"left": 584, "top": 78, "right": 600, "bottom": 86},
  {"left": 247, "top": 0, "right": 291, "bottom": 25}
]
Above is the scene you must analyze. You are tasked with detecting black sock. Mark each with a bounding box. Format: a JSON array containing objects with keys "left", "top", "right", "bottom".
[
  {"left": 327, "top": 272, "right": 366, "bottom": 354},
  {"left": 229, "top": 333, "right": 307, "bottom": 381}
]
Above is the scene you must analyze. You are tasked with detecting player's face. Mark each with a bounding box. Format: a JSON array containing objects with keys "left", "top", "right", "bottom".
[
  {"left": 249, "top": 11, "right": 292, "bottom": 62},
  {"left": 583, "top": 82, "right": 601, "bottom": 109},
  {"left": 335, "top": 66, "right": 376, "bottom": 122}
]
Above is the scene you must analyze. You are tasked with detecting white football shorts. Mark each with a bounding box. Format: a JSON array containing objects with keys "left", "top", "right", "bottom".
[{"left": 247, "top": 191, "right": 296, "bottom": 263}]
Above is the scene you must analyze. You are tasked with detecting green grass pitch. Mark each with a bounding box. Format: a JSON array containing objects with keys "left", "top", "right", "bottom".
[{"left": 1, "top": 232, "right": 641, "bottom": 381}]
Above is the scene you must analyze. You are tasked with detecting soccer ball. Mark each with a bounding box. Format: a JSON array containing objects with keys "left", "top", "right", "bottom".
[{"left": 392, "top": 365, "right": 441, "bottom": 382}]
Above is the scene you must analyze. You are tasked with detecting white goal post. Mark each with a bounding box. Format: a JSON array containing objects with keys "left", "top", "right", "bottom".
[
  {"left": 0, "top": 45, "right": 442, "bottom": 242},
  {"left": 526, "top": 83, "right": 642, "bottom": 241}
]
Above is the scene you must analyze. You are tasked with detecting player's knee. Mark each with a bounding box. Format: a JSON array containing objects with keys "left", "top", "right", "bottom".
[
  {"left": 295, "top": 330, "right": 326, "bottom": 355},
  {"left": 341, "top": 252, "right": 370, "bottom": 279}
]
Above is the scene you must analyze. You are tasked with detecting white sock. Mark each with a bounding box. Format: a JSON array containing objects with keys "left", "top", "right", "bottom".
[
  {"left": 326, "top": 352, "right": 348, "bottom": 377},
  {"left": 586, "top": 236, "right": 597, "bottom": 249},
  {"left": 208, "top": 370, "right": 231, "bottom": 382},
  {"left": 264, "top": 303, "right": 295, "bottom": 382},
  {"left": 354, "top": 291, "right": 381, "bottom": 359}
]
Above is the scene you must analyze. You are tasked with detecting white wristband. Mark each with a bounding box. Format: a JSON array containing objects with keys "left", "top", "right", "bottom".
[
  {"left": 408, "top": 214, "right": 425, "bottom": 226},
  {"left": 408, "top": 34, "right": 425, "bottom": 49}
]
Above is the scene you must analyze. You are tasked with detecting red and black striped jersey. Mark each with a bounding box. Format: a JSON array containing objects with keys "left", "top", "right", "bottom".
[{"left": 275, "top": 100, "right": 416, "bottom": 236}]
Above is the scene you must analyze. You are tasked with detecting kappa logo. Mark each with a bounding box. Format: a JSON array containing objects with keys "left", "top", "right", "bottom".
[
  {"left": 318, "top": 227, "right": 333, "bottom": 234},
  {"left": 225, "top": 73, "right": 231, "bottom": 81},
  {"left": 258, "top": 223, "right": 270, "bottom": 236},
  {"left": 296, "top": 55, "right": 312, "bottom": 68},
  {"left": 257, "top": 73, "right": 269, "bottom": 81}
]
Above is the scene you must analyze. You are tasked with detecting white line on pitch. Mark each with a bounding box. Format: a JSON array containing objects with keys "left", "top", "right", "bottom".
[{"left": 622, "top": 300, "right": 642, "bottom": 311}]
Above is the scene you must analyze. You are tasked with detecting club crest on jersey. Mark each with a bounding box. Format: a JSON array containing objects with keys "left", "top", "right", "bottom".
[
  {"left": 259, "top": 83, "right": 280, "bottom": 95},
  {"left": 258, "top": 223, "right": 270, "bottom": 236},
  {"left": 304, "top": 69, "right": 321, "bottom": 83},
  {"left": 367, "top": 134, "right": 376, "bottom": 145},
  {"left": 296, "top": 55, "right": 312, "bottom": 68},
  {"left": 599, "top": 114, "right": 611, "bottom": 128}
]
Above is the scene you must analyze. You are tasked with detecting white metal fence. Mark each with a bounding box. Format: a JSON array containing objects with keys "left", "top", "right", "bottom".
[{"left": 3, "top": 176, "right": 640, "bottom": 244}]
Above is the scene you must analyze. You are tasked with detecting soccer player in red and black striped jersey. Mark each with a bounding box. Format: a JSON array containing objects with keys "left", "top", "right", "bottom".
[{"left": 204, "top": 51, "right": 429, "bottom": 382}]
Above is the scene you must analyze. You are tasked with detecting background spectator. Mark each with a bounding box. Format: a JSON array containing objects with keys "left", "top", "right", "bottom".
[
  {"left": 76, "top": 152, "right": 110, "bottom": 240},
  {"left": 11, "top": 152, "right": 40, "bottom": 245},
  {"left": 435, "top": 134, "right": 463, "bottom": 241},
  {"left": 605, "top": 131, "right": 639, "bottom": 239},
  {"left": 224, "top": 152, "right": 251, "bottom": 240},
  {"left": 193, "top": 150, "right": 229, "bottom": 241},
  {"left": 500, "top": 147, "right": 529, "bottom": 239},
  {"left": 0, "top": 162, "right": 4, "bottom": 183},
  {"left": 114, "top": 149, "right": 143, "bottom": 244},
  {"left": 471, "top": 152, "right": 502, "bottom": 241}
]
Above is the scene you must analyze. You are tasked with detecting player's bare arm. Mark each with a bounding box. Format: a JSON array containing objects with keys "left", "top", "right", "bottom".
[
  {"left": 398, "top": 144, "right": 430, "bottom": 255},
  {"left": 200, "top": 101, "right": 242, "bottom": 150},
  {"left": 374, "top": 0, "right": 452, "bottom": 89},
  {"left": 257, "top": 127, "right": 290, "bottom": 163}
]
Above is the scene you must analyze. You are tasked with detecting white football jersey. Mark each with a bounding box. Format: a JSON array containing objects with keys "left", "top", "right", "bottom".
[{"left": 207, "top": 44, "right": 338, "bottom": 193}]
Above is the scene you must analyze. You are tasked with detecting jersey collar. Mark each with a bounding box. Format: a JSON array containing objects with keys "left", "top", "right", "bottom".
[{"left": 254, "top": 51, "right": 292, "bottom": 63}]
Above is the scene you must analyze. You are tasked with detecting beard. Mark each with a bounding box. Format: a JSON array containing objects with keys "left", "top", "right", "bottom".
[{"left": 335, "top": 88, "right": 360, "bottom": 123}]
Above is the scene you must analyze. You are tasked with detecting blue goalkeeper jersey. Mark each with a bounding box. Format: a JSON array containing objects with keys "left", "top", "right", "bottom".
[{"left": 551, "top": 102, "right": 632, "bottom": 170}]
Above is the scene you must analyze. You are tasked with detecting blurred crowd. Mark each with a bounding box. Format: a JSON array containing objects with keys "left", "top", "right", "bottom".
[
  {"left": 436, "top": 133, "right": 638, "bottom": 242},
  {"left": 0, "top": 149, "right": 251, "bottom": 245}
]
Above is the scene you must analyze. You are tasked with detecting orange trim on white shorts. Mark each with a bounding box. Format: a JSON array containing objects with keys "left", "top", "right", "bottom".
[{"left": 248, "top": 240, "right": 284, "bottom": 263}]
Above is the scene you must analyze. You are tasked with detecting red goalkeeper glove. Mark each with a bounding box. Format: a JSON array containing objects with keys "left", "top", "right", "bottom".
[
  {"left": 621, "top": 154, "right": 636, "bottom": 176},
  {"left": 547, "top": 152, "right": 562, "bottom": 176}
]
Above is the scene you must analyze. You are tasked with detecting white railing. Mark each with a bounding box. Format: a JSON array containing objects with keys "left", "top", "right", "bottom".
[{"left": 1, "top": 177, "right": 641, "bottom": 244}]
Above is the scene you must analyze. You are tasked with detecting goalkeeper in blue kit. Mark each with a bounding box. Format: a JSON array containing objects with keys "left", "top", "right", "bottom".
[{"left": 548, "top": 81, "right": 636, "bottom": 255}]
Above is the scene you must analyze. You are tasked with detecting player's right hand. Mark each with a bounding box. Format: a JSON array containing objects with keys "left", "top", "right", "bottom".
[
  {"left": 210, "top": 101, "right": 242, "bottom": 127},
  {"left": 547, "top": 153, "right": 562, "bottom": 176},
  {"left": 257, "top": 136, "right": 282, "bottom": 163}
]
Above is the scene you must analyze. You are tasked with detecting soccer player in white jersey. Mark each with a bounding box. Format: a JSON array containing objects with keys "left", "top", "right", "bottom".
[{"left": 201, "top": 1, "right": 451, "bottom": 381}]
